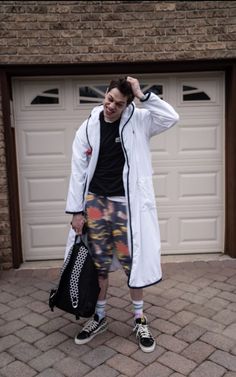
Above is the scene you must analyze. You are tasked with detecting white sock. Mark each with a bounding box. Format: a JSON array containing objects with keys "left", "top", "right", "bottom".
[
  {"left": 95, "top": 300, "right": 106, "bottom": 321},
  {"left": 132, "top": 300, "right": 144, "bottom": 319}
]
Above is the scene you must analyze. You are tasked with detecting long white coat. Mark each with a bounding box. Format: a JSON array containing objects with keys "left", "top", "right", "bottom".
[{"left": 65, "top": 93, "right": 179, "bottom": 288}]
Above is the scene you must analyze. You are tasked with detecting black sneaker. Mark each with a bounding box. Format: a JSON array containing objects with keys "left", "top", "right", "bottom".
[
  {"left": 74, "top": 314, "right": 108, "bottom": 345},
  {"left": 133, "top": 316, "right": 156, "bottom": 353}
]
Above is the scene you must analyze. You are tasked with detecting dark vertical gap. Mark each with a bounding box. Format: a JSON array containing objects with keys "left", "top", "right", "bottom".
[{"left": 1, "top": 72, "right": 23, "bottom": 268}]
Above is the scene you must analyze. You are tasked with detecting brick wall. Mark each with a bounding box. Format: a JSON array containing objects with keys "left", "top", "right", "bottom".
[
  {"left": 0, "top": 1, "right": 235, "bottom": 64},
  {"left": 0, "top": 0, "right": 236, "bottom": 269}
]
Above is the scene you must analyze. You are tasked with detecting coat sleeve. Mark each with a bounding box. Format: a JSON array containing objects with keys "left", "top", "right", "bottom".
[
  {"left": 139, "top": 92, "right": 179, "bottom": 138},
  {"left": 65, "top": 121, "right": 90, "bottom": 213}
]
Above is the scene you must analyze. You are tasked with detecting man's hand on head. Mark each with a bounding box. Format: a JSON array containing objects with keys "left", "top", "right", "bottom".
[{"left": 126, "top": 76, "right": 144, "bottom": 100}]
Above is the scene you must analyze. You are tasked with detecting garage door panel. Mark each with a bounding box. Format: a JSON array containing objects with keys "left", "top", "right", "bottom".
[
  {"left": 150, "top": 132, "right": 168, "bottom": 154},
  {"left": 14, "top": 80, "right": 66, "bottom": 114},
  {"left": 178, "top": 169, "right": 222, "bottom": 203},
  {"left": 25, "top": 129, "right": 66, "bottom": 157},
  {"left": 159, "top": 217, "right": 174, "bottom": 249},
  {"left": 178, "top": 213, "right": 223, "bottom": 247},
  {"left": 150, "top": 120, "right": 220, "bottom": 163},
  {"left": 23, "top": 176, "right": 68, "bottom": 209},
  {"left": 154, "top": 164, "right": 223, "bottom": 206},
  {"left": 176, "top": 107, "right": 223, "bottom": 121},
  {"left": 176, "top": 76, "right": 222, "bottom": 108},
  {"left": 159, "top": 211, "right": 223, "bottom": 254},
  {"left": 17, "top": 124, "right": 70, "bottom": 165},
  {"left": 180, "top": 217, "right": 217, "bottom": 243},
  {"left": 179, "top": 125, "right": 219, "bottom": 154},
  {"left": 153, "top": 173, "right": 171, "bottom": 202},
  {"left": 151, "top": 127, "right": 178, "bottom": 160},
  {"left": 20, "top": 169, "right": 69, "bottom": 211},
  {"left": 24, "top": 216, "right": 70, "bottom": 260}
]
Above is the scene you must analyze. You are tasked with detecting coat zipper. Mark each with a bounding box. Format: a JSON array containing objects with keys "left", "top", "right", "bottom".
[
  {"left": 120, "top": 104, "right": 135, "bottom": 286},
  {"left": 82, "top": 109, "right": 102, "bottom": 210},
  {"left": 82, "top": 115, "right": 92, "bottom": 210}
]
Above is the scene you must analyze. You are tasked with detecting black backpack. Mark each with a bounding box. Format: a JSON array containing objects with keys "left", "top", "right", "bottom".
[{"left": 49, "top": 236, "right": 100, "bottom": 320}]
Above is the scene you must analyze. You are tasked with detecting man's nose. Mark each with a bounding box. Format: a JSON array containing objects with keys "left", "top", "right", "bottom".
[{"left": 109, "top": 102, "right": 116, "bottom": 109}]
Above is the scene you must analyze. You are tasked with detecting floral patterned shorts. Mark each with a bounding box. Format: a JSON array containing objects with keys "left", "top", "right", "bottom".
[{"left": 85, "top": 193, "right": 131, "bottom": 278}]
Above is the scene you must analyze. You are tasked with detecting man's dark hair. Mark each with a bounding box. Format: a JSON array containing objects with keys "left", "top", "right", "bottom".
[{"left": 107, "top": 77, "right": 134, "bottom": 105}]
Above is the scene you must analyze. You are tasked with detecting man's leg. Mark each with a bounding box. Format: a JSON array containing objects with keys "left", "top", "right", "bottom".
[
  {"left": 98, "top": 276, "right": 109, "bottom": 300},
  {"left": 94, "top": 276, "right": 109, "bottom": 321},
  {"left": 130, "top": 288, "right": 143, "bottom": 301},
  {"left": 110, "top": 200, "right": 156, "bottom": 353},
  {"left": 86, "top": 193, "right": 113, "bottom": 320},
  {"left": 130, "top": 287, "right": 144, "bottom": 319},
  {"left": 74, "top": 194, "right": 112, "bottom": 345},
  {"left": 130, "top": 287, "right": 156, "bottom": 353}
]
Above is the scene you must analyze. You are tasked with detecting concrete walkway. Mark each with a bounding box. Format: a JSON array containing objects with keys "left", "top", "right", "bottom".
[{"left": 0, "top": 256, "right": 236, "bottom": 377}]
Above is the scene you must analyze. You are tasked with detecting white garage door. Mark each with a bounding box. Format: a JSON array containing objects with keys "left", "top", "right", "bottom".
[{"left": 12, "top": 72, "right": 225, "bottom": 260}]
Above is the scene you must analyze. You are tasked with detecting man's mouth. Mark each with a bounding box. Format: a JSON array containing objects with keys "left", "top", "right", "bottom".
[{"left": 106, "top": 108, "right": 113, "bottom": 115}]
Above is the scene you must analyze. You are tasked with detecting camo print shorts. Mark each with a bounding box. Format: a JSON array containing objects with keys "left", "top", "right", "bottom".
[{"left": 85, "top": 193, "right": 131, "bottom": 279}]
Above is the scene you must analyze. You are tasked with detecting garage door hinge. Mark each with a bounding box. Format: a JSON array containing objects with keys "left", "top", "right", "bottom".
[{"left": 10, "top": 100, "right": 15, "bottom": 128}]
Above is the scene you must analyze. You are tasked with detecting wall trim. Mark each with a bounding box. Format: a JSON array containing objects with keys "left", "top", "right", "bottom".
[
  {"left": 225, "top": 63, "right": 236, "bottom": 258},
  {"left": 1, "top": 58, "right": 236, "bottom": 77},
  {"left": 0, "top": 72, "right": 23, "bottom": 268}
]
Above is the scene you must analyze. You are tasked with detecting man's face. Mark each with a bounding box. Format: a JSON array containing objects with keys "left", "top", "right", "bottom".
[{"left": 103, "top": 88, "right": 128, "bottom": 122}]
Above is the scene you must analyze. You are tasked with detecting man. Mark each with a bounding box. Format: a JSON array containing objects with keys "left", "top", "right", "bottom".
[{"left": 65, "top": 76, "right": 179, "bottom": 352}]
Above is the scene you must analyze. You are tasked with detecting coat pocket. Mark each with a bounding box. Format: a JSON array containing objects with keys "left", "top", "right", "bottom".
[{"left": 137, "top": 176, "right": 156, "bottom": 211}]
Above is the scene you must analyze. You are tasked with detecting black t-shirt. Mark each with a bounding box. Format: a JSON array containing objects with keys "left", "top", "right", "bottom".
[{"left": 89, "top": 112, "right": 125, "bottom": 196}]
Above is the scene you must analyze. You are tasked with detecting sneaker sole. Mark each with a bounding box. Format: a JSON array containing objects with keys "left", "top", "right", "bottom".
[
  {"left": 139, "top": 341, "right": 156, "bottom": 353},
  {"left": 74, "top": 323, "right": 108, "bottom": 345}
]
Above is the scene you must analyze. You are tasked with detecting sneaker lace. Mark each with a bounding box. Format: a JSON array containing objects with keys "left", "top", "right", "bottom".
[
  {"left": 134, "top": 323, "right": 153, "bottom": 339},
  {"left": 82, "top": 318, "right": 99, "bottom": 333}
]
